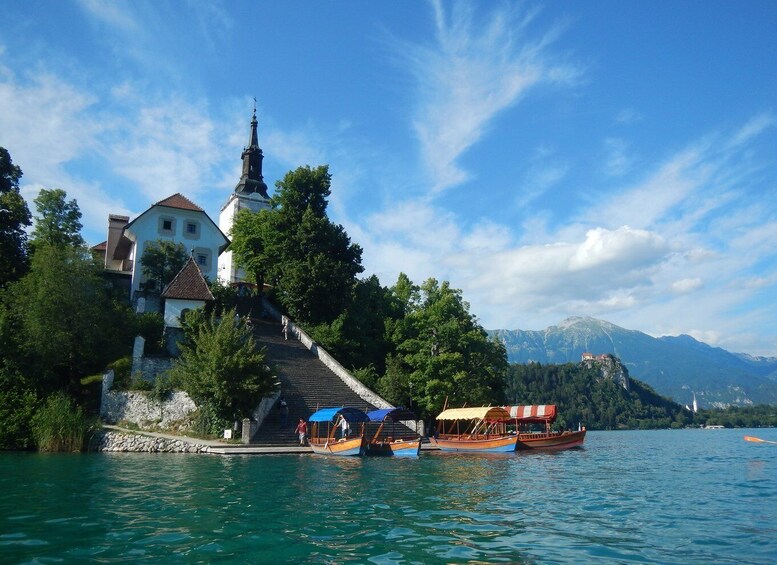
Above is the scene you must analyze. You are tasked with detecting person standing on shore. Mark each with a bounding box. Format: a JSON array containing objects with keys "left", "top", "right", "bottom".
[{"left": 295, "top": 418, "right": 307, "bottom": 445}]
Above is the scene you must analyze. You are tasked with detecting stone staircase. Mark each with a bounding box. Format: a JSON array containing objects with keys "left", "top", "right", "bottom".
[{"left": 249, "top": 317, "right": 382, "bottom": 446}]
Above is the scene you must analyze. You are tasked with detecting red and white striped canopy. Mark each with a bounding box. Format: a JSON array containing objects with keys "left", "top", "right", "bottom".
[{"left": 503, "top": 405, "right": 557, "bottom": 421}]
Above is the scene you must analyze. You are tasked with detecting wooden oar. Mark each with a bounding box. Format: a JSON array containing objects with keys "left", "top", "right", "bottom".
[{"left": 744, "top": 435, "right": 777, "bottom": 445}]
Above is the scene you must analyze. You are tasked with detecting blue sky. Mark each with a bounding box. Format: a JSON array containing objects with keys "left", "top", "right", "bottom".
[{"left": 2, "top": 1, "right": 777, "bottom": 356}]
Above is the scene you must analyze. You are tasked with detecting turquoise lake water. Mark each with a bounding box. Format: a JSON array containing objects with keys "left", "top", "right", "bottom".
[{"left": 1, "top": 428, "right": 775, "bottom": 564}]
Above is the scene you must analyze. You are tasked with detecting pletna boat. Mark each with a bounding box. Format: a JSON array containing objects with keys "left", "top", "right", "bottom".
[
  {"left": 504, "top": 405, "right": 586, "bottom": 450},
  {"left": 365, "top": 407, "right": 421, "bottom": 457},
  {"left": 308, "top": 407, "right": 369, "bottom": 456},
  {"left": 429, "top": 406, "right": 518, "bottom": 453}
]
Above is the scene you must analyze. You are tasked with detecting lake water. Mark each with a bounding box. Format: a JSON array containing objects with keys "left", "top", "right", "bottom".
[{"left": 1, "top": 428, "right": 775, "bottom": 564}]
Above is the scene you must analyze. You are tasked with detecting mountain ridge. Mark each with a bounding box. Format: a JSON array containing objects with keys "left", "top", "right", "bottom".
[{"left": 490, "top": 317, "right": 777, "bottom": 408}]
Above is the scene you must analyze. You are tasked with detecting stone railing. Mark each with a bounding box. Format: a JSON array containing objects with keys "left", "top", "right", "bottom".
[{"left": 261, "top": 297, "right": 422, "bottom": 434}]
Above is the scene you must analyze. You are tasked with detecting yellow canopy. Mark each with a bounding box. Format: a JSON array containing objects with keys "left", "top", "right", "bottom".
[{"left": 435, "top": 406, "right": 512, "bottom": 421}]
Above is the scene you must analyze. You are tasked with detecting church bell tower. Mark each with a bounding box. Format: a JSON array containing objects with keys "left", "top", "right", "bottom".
[{"left": 218, "top": 106, "right": 272, "bottom": 284}]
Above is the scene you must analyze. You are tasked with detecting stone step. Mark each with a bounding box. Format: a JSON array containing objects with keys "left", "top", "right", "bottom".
[{"left": 247, "top": 315, "right": 415, "bottom": 445}]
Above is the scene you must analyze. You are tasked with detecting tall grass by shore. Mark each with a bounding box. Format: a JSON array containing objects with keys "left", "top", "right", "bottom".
[{"left": 32, "top": 392, "right": 95, "bottom": 452}]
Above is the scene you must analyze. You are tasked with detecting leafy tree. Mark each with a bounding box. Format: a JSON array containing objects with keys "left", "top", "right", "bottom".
[
  {"left": 5, "top": 244, "right": 135, "bottom": 392},
  {"left": 140, "top": 239, "right": 188, "bottom": 292},
  {"left": 0, "top": 147, "right": 32, "bottom": 287},
  {"left": 378, "top": 276, "right": 508, "bottom": 420},
  {"left": 230, "top": 208, "right": 273, "bottom": 291},
  {"left": 307, "top": 275, "right": 404, "bottom": 374},
  {"left": 230, "top": 165, "right": 364, "bottom": 325},
  {"left": 170, "top": 308, "right": 277, "bottom": 431},
  {"left": 0, "top": 369, "right": 38, "bottom": 450},
  {"left": 30, "top": 188, "right": 85, "bottom": 250}
]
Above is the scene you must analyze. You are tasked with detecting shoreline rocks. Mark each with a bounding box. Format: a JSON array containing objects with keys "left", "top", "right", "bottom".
[{"left": 91, "top": 430, "right": 212, "bottom": 453}]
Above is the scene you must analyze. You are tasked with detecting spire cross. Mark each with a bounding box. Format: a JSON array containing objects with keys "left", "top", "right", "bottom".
[{"left": 253, "top": 97, "right": 257, "bottom": 115}]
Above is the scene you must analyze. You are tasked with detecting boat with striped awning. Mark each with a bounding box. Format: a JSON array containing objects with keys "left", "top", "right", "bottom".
[{"left": 504, "top": 404, "right": 586, "bottom": 450}]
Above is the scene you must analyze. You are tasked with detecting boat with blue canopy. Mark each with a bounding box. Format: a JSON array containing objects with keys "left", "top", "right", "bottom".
[
  {"left": 365, "top": 407, "right": 421, "bottom": 457},
  {"left": 308, "top": 407, "right": 369, "bottom": 456}
]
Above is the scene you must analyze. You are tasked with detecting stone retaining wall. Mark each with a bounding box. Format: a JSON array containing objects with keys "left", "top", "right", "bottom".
[
  {"left": 91, "top": 430, "right": 212, "bottom": 453},
  {"left": 101, "top": 371, "right": 197, "bottom": 428}
]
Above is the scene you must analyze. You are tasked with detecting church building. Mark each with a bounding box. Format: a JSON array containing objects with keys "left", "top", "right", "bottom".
[{"left": 93, "top": 108, "right": 271, "bottom": 309}]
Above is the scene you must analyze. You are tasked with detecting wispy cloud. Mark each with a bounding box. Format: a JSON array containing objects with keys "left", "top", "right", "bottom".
[
  {"left": 75, "top": 0, "right": 140, "bottom": 32},
  {"left": 397, "top": 0, "right": 580, "bottom": 195},
  {"left": 356, "top": 112, "right": 777, "bottom": 357},
  {"left": 602, "top": 137, "right": 633, "bottom": 177}
]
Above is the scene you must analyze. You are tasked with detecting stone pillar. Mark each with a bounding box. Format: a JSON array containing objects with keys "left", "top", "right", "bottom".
[
  {"left": 242, "top": 418, "right": 254, "bottom": 444},
  {"left": 131, "top": 336, "right": 145, "bottom": 379}
]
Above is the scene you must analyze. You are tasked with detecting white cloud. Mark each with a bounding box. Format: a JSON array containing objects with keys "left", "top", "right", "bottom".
[
  {"left": 602, "top": 137, "right": 633, "bottom": 177},
  {"left": 76, "top": 0, "right": 140, "bottom": 31},
  {"left": 399, "top": 0, "right": 580, "bottom": 194},
  {"left": 671, "top": 277, "right": 703, "bottom": 294},
  {"left": 517, "top": 161, "right": 569, "bottom": 208},
  {"left": 727, "top": 112, "right": 776, "bottom": 149},
  {"left": 615, "top": 108, "right": 642, "bottom": 125}
]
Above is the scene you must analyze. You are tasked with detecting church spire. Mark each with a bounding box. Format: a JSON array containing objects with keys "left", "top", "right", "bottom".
[{"left": 234, "top": 102, "right": 269, "bottom": 198}]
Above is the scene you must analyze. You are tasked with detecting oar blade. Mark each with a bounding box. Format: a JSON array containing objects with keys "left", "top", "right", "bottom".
[{"left": 745, "top": 435, "right": 777, "bottom": 444}]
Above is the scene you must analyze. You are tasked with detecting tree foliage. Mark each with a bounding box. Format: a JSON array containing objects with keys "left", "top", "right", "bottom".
[
  {"left": 170, "top": 308, "right": 277, "bottom": 430},
  {"left": 230, "top": 165, "right": 363, "bottom": 325},
  {"left": 307, "top": 275, "right": 404, "bottom": 375},
  {"left": 375, "top": 276, "right": 508, "bottom": 421},
  {"left": 0, "top": 369, "right": 38, "bottom": 450},
  {"left": 140, "top": 239, "right": 188, "bottom": 292},
  {"left": 4, "top": 244, "right": 135, "bottom": 393},
  {"left": 506, "top": 361, "right": 695, "bottom": 430},
  {"left": 30, "top": 188, "right": 85, "bottom": 250},
  {"left": 0, "top": 147, "right": 32, "bottom": 287}
]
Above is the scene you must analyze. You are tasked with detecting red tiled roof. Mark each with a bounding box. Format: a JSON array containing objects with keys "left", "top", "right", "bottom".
[
  {"left": 154, "top": 193, "right": 204, "bottom": 212},
  {"left": 161, "top": 257, "right": 215, "bottom": 301},
  {"left": 91, "top": 241, "right": 108, "bottom": 251}
]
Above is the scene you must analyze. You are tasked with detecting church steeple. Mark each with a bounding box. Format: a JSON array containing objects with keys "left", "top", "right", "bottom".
[{"left": 234, "top": 104, "right": 269, "bottom": 198}]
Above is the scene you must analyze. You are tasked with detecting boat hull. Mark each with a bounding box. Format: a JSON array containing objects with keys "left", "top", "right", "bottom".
[
  {"left": 515, "top": 430, "right": 586, "bottom": 450},
  {"left": 367, "top": 438, "right": 421, "bottom": 457},
  {"left": 309, "top": 437, "right": 366, "bottom": 456},
  {"left": 429, "top": 434, "right": 518, "bottom": 453}
]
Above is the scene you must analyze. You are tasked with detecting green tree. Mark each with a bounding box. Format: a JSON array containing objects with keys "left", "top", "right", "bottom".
[
  {"left": 170, "top": 308, "right": 277, "bottom": 431},
  {"left": 5, "top": 244, "right": 135, "bottom": 392},
  {"left": 0, "top": 369, "right": 38, "bottom": 450},
  {"left": 140, "top": 239, "right": 188, "bottom": 292},
  {"left": 0, "top": 147, "right": 32, "bottom": 287},
  {"left": 230, "top": 165, "right": 364, "bottom": 325},
  {"left": 379, "top": 276, "right": 508, "bottom": 420},
  {"left": 307, "top": 275, "right": 404, "bottom": 374},
  {"left": 30, "top": 188, "right": 85, "bottom": 250},
  {"left": 230, "top": 208, "right": 273, "bottom": 290}
]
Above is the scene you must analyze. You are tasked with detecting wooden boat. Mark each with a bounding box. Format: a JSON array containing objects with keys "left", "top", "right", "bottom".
[
  {"left": 307, "top": 407, "right": 369, "bottom": 456},
  {"left": 365, "top": 408, "right": 421, "bottom": 457},
  {"left": 504, "top": 405, "right": 586, "bottom": 450},
  {"left": 429, "top": 406, "right": 518, "bottom": 453}
]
